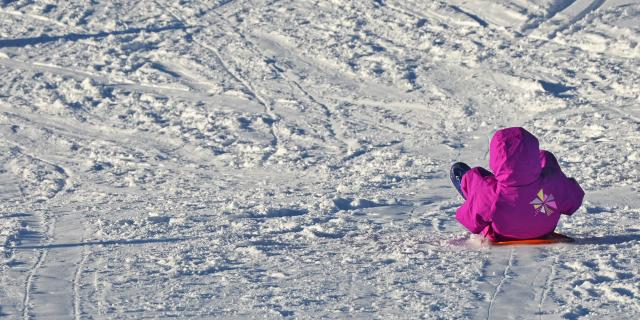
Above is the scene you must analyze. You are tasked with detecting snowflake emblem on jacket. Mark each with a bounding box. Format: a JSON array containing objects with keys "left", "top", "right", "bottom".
[{"left": 530, "top": 189, "right": 557, "bottom": 216}]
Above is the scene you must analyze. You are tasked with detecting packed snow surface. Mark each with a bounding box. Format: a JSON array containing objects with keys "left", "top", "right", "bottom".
[{"left": 1, "top": 0, "right": 639, "bottom": 318}]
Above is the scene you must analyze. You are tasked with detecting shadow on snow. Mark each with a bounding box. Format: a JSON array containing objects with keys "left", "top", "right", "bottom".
[
  {"left": 0, "top": 212, "right": 32, "bottom": 219},
  {"left": 0, "top": 24, "right": 190, "bottom": 48},
  {"left": 575, "top": 234, "right": 640, "bottom": 245},
  {"left": 8, "top": 237, "right": 190, "bottom": 250}
]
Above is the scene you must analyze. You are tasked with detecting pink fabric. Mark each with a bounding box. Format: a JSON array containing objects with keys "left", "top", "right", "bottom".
[{"left": 455, "top": 127, "right": 584, "bottom": 241}]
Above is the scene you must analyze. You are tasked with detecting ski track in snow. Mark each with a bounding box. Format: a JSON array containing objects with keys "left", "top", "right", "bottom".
[{"left": 0, "top": 0, "right": 638, "bottom": 318}]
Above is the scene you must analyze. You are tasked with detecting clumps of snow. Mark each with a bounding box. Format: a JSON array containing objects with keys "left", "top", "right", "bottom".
[
  {"left": 248, "top": 207, "right": 308, "bottom": 218},
  {"left": 0, "top": 214, "right": 25, "bottom": 260},
  {"left": 557, "top": 203, "right": 639, "bottom": 238},
  {"left": 556, "top": 4, "right": 640, "bottom": 59},
  {"left": 235, "top": 245, "right": 265, "bottom": 258},
  {"left": 302, "top": 225, "right": 345, "bottom": 239},
  {"left": 559, "top": 250, "right": 640, "bottom": 314},
  {"left": 332, "top": 197, "right": 383, "bottom": 210},
  {"left": 7, "top": 154, "right": 67, "bottom": 199},
  {"left": 260, "top": 220, "right": 303, "bottom": 235},
  {"left": 582, "top": 123, "right": 606, "bottom": 139},
  {"left": 146, "top": 212, "right": 172, "bottom": 224}
]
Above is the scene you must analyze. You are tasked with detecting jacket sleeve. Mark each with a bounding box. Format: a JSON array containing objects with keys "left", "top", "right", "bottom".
[
  {"left": 540, "top": 150, "right": 585, "bottom": 216},
  {"left": 455, "top": 167, "right": 495, "bottom": 234},
  {"left": 559, "top": 178, "right": 585, "bottom": 215}
]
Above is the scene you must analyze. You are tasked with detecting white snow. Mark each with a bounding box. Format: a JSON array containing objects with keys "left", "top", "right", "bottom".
[{"left": 0, "top": 0, "right": 639, "bottom": 318}]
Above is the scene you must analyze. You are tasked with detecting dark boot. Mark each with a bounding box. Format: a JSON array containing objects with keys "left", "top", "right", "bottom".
[{"left": 450, "top": 162, "right": 471, "bottom": 199}]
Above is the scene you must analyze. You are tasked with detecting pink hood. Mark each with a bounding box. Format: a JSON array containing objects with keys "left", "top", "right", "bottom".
[
  {"left": 456, "top": 127, "right": 584, "bottom": 240},
  {"left": 489, "top": 128, "right": 541, "bottom": 186}
]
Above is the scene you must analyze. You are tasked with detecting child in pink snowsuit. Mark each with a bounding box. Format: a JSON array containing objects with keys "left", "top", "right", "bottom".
[{"left": 451, "top": 127, "right": 584, "bottom": 241}]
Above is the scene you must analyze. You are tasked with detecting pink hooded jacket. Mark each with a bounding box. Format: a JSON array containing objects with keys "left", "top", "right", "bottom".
[{"left": 456, "top": 127, "right": 584, "bottom": 241}]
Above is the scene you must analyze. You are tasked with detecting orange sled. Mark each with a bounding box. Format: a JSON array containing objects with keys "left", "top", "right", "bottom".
[{"left": 491, "top": 232, "right": 574, "bottom": 246}]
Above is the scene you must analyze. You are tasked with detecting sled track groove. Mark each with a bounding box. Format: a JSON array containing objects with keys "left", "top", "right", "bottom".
[
  {"left": 72, "top": 248, "right": 90, "bottom": 320},
  {"left": 9, "top": 143, "right": 71, "bottom": 319},
  {"left": 487, "top": 249, "right": 514, "bottom": 320},
  {"left": 538, "top": 255, "right": 558, "bottom": 318},
  {"left": 21, "top": 214, "right": 53, "bottom": 320},
  {"left": 13, "top": 146, "right": 69, "bottom": 319},
  {"left": 21, "top": 248, "right": 47, "bottom": 319}
]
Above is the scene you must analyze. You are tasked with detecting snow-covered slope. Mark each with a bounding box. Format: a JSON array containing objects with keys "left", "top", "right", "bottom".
[{"left": 0, "top": 0, "right": 638, "bottom": 318}]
